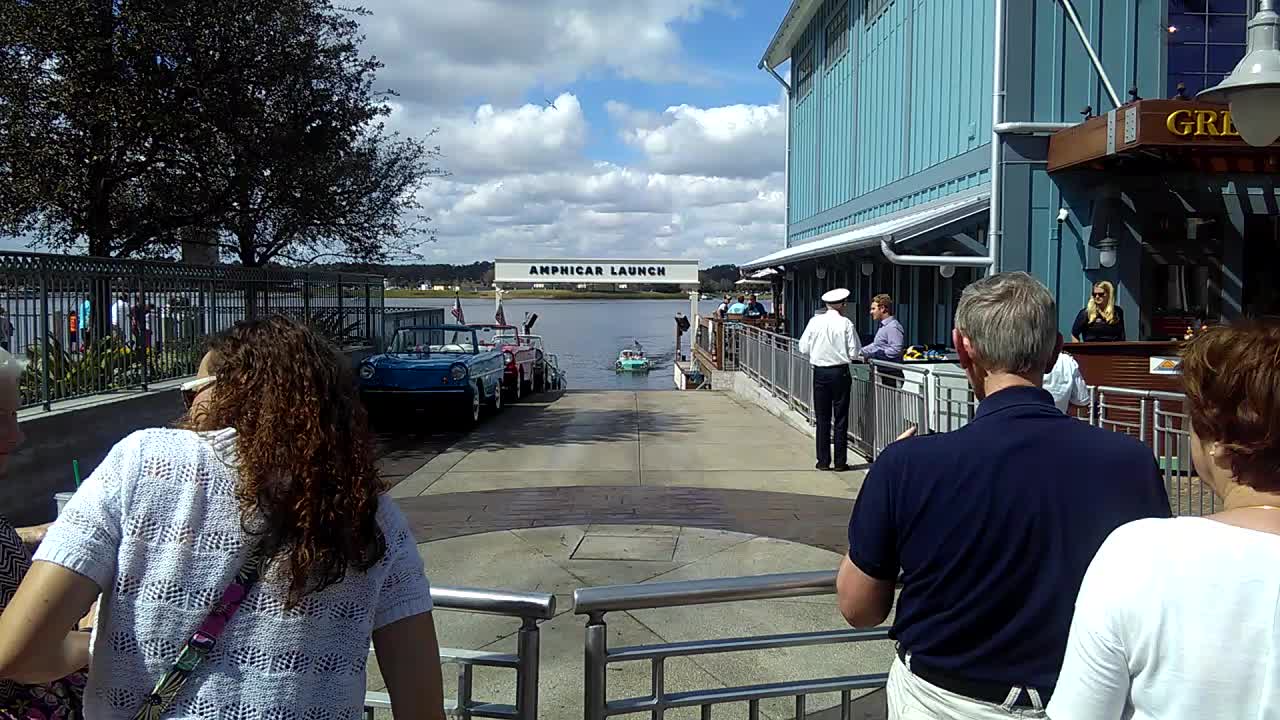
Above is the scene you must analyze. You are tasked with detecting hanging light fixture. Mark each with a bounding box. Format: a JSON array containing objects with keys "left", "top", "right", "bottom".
[
  {"left": 939, "top": 251, "right": 956, "bottom": 279},
  {"left": 1098, "top": 237, "right": 1119, "bottom": 269},
  {"left": 1197, "top": 0, "right": 1280, "bottom": 147}
]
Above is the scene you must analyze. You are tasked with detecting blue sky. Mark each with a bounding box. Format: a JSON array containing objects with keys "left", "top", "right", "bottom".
[
  {"left": 3, "top": 1, "right": 791, "bottom": 265},
  {"left": 356, "top": 0, "right": 790, "bottom": 265}
]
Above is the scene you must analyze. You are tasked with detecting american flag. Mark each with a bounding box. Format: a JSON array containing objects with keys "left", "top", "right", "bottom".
[
  {"left": 451, "top": 294, "right": 465, "bottom": 324},
  {"left": 495, "top": 299, "right": 507, "bottom": 326}
]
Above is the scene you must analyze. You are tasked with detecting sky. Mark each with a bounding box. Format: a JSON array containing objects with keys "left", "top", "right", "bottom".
[
  {"left": 1, "top": 1, "right": 790, "bottom": 266},
  {"left": 363, "top": 0, "right": 788, "bottom": 265}
]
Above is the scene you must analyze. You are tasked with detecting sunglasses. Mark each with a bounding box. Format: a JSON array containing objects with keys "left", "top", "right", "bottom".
[
  {"left": 1092, "top": 292, "right": 1108, "bottom": 298},
  {"left": 180, "top": 375, "right": 217, "bottom": 409}
]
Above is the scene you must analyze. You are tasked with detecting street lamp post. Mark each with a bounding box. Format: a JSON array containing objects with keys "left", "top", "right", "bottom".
[{"left": 1197, "top": 0, "right": 1280, "bottom": 147}]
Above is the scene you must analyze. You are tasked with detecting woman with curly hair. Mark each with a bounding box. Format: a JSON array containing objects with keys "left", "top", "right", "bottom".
[
  {"left": 0, "top": 316, "right": 445, "bottom": 719},
  {"left": 1048, "top": 320, "right": 1280, "bottom": 719}
]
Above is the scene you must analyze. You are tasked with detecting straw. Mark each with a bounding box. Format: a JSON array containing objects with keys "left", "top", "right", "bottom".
[{"left": 72, "top": 460, "right": 81, "bottom": 488}]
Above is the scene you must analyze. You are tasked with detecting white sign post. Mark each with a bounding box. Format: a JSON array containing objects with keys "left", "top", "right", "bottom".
[{"left": 494, "top": 258, "right": 700, "bottom": 286}]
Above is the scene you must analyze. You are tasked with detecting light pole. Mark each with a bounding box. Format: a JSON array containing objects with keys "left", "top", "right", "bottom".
[{"left": 1197, "top": 0, "right": 1280, "bottom": 147}]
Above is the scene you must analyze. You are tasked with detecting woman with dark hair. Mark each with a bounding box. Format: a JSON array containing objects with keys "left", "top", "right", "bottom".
[
  {"left": 1048, "top": 321, "right": 1280, "bottom": 719},
  {"left": 0, "top": 316, "right": 445, "bottom": 719}
]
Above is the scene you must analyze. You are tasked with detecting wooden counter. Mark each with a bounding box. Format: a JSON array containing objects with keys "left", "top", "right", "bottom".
[{"left": 1064, "top": 341, "right": 1184, "bottom": 393}]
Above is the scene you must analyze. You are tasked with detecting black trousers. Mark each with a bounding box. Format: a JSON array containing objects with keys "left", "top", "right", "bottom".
[{"left": 813, "top": 365, "right": 852, "bottom": 468}]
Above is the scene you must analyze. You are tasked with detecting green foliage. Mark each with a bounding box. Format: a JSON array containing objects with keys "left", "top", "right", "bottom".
[
  {"left": 305, "top": 309, "right": 366, "bottom": 349},
  {"left": 19, "top": 334, "right": 204, "bottom": 406},
  {"left": 0, "top": 0, "right": 442, "bottom": 263}
]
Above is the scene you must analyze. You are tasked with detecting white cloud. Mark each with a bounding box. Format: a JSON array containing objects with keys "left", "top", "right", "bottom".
[
  {"left": 419, "top": 162, "right": 784, "bottom": 264},
  {"left": 359, "top": 0, "right": 735, "bottom": 109},
  {"left": 612, "top": 101, "right": 784, "bottom": 179},
  {"left": 401, "top": 93, "right": 588, "bottom": 180},
  {"left": 351, "top": 2, "right": 786, "bottom": 266}
]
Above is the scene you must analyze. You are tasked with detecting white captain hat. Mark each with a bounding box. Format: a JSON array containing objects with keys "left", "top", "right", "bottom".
[{"left": 821, "top": 288, "right": 851, "bottom": 304}]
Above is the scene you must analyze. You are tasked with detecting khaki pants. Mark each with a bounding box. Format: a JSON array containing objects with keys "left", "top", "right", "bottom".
[{"left": 887, "top": 655, "right": 1047, "bottom": 720}]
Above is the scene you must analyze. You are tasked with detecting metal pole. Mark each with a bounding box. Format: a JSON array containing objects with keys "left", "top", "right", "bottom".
[
  {"left": 584, "top": 613, "right": 608, "bottom": 720},
  {"left": 988, "top": 0, "right": 1008, "bottom": 275},
  {"left": 364, "top": 282, "right": 373, "bottom": 346},
  {"left": 303, "top": 277, "right": 312, "bottom": 326},
  {"left": 138, "top": 277, "right": 148, "bottom": 391},
  {"left": 1057, "top": 0, "right": 1123, "bottom": 108},
  {"left": 335, "top": 273, "right": 344, "bottom": 328},
  {"left": 516, "top": 619, "right": 541, "bottom": 720},
  {"left": 38, "top": 262, "right": 51, "bottom": 411}
]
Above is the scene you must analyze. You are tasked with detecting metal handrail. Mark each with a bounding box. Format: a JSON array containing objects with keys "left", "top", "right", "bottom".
[
  {"left": 365, "top": 585, "right": 556, "bottom": 720},
  {"left": 574, "top": 570, "right": 833, "bottom": 614},
  {"left": 436, "top": 585, "right": 558, "bottom": 619},
  {"left": 574, "top": 572, "right": 890, "bottom": 720}
]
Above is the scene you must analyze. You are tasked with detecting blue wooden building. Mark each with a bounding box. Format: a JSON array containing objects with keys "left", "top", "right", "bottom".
[{"left": 743, "top": 0, "right": 1277, "bottom": 346}]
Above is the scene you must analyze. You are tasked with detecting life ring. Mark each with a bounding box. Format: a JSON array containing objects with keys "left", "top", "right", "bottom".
[{"left": 615, "top": 361, "right": 623, "bottom": 370}]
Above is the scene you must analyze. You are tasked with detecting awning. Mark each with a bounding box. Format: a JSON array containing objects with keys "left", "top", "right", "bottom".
[{"left": 741, "top": 187, "right": 991, "bottom": 271}]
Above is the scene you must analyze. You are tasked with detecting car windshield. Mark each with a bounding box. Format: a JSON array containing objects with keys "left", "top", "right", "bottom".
[
  {"left": 389, "top": 328, "right": 478, "bottom": 354},
  {"left": 473, "top": 325, "right": 511, "bottom": 349}
]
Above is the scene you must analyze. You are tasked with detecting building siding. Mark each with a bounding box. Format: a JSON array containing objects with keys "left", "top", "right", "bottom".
[{"left": 787, "top": 0, "right": 996, "bottom": 244}]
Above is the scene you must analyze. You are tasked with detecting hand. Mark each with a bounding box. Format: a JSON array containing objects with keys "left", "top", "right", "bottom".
[{"left": 895, "top": 426, "right": 918, "bottom": 442}]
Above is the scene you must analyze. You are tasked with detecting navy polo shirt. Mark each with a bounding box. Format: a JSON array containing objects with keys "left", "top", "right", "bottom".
[{"left": 847, "top": 386, "right": 1171, "bottom": 690}]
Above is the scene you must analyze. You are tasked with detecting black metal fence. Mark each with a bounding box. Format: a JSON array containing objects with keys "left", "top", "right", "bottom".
[{"left": 0, "top": 252, "right": 388, "bottom": 410}]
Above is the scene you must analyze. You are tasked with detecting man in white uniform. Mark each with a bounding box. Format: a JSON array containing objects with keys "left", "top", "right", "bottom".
[
  {"left": 1043, "top": 351, "right": 1090, "bottom": 415},
  {"left": 798, "top": 288, "right": 862, "bottom": 471}
]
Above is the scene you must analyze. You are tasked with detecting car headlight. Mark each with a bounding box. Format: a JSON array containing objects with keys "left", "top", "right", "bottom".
[
  {"left": 359, "top": 364, "right": 375, "bottom": 379},
  {"left": 450, "top": 364, "right": 468, "bottom": 381},
  {"left": 503, "top": 352, "right": 514, "bottom": 364}
]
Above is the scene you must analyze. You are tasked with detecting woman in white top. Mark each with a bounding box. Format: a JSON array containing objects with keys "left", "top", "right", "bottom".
[
  {"left": 1048, "top": 321, "right": 1280, "bottom": 720},
  {"left": 0, "top": 316, "right": 446, "bottom": 719}
]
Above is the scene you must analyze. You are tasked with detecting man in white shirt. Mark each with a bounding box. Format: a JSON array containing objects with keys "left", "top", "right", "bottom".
[
  {"left": 110, "top": 294, "right": 131, "bottom": 337},
  {"left": 1043, "top": 351, "right": 1090, "bottom": 415},
  {"left": 798, "top": 288, "right": 863, "bottom": 471}
]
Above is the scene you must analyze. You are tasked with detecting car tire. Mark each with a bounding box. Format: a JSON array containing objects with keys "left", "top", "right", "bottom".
[
  {"left": 464, "top": 385, "right": 482, "bottom": 426},
  {"left": 512, "top": 375, "right": 522, "bottom": 401},
  {"left": 521, "top": 372, "right": 533, "bottom": 396},
  {"left": 487, "top": 381, "right": 503, "bottom": 414}
]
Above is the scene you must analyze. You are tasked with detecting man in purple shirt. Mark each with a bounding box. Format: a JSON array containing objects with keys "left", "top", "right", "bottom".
[
  {"left": 862, "top": 294, "right": 906, "bottom": 361},
  {"left": 862, "top": 294, "right": 906, "bottom": 388}
]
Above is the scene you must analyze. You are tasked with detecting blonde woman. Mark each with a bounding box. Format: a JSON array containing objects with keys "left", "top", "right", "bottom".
[{"left": 1071, "top": 281, "right": 1126, "bottom": 342}]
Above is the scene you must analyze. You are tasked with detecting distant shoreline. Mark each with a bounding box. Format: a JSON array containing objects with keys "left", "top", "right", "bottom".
[{"left": 386, "top": 289, "right": 703, "bottom": 300}]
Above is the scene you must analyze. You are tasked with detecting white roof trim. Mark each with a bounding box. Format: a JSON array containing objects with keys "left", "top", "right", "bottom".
[
  {"left": 741, "top": 187, "right": 991, "bottom": 271},
  {"left": 759, "top": 0, "right": 823, "bottom": 70}
]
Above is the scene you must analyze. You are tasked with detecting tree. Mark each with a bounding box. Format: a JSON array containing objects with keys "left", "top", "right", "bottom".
[
  {"left": 193, "top": 1, "right": 442, "bottom": 267},
  {"left": 0, "top": 0, "right": 229, "bottom": 257},
  {"left": 0, "top": 0, "right": 442, "bottom": 264}
]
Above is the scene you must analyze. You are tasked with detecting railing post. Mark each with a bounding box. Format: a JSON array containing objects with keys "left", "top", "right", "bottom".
[
  {"left": 138, "top": 276, "right": 149, "bottom": 392},
  {"left": 336, "top": 273, "right": 344, "bottom": 330},
  {"left": 516, "top": 618, "right": 541, "bottom": 720},
  {"left": 584, "top": 612, "right": 608, "bottom": 720},
  {"left": 363, "top": 281, "right": 373, "bottom": 346},
  {"left": 303, "top": 277, "right": 313, "bottom": 326},
  {"left": 38, "top": 260, "right": 52, "bottom": 410}
]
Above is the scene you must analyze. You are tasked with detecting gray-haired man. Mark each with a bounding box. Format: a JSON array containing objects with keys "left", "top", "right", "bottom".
[{"left": 835, "top": 272, "right": 1170, "bottom": 719}]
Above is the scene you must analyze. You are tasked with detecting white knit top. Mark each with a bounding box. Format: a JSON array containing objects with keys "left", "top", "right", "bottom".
[{"left": 34, "top": 428, "right": 434, "bottom": 719}]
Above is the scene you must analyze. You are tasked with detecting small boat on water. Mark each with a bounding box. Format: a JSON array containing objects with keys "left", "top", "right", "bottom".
[{"left": 615, "top": 345, "right": 651, "bottom": 372}]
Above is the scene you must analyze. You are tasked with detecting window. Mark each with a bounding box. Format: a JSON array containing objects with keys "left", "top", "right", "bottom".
[
  {"left": 825, "top": 4, "right": 849, "bottom": 65},
  {"left": 1166, "top": 0, "right": 1252, "bottom": 98},
  {"left": 866, "top": 0, "right": 891, "bottom": 23},
  {"left": 795, "top": 45, "right": 815, "bottom": 99}
]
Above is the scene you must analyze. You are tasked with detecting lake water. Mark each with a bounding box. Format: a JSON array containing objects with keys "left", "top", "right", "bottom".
[{"left": 386, "top": 298, "right": 726, "bottom": 390}]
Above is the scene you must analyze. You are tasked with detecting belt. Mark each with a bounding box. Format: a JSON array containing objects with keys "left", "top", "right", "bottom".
[
  {"left": 896, "top": 645, "right": 1051, "bottom": 709},
  {"left": 812, "top": 364, "right": 850, "bottom": 370}
]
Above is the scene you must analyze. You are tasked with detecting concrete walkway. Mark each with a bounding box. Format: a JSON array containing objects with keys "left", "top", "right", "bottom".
[
  {"left": 370, "top": 391, "right": 890, "bottom": 720},
  {"left": 390, "top": 390, "right": 868, "bottom": 500}
]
